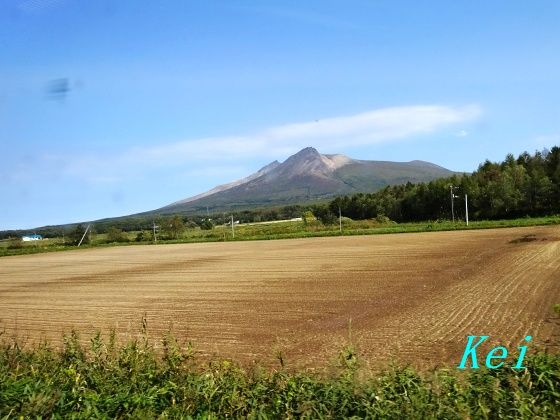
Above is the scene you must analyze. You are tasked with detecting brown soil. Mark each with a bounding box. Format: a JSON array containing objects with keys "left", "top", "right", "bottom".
[{"left": 1, "top": 226, "right": 559, "bottom": 370}]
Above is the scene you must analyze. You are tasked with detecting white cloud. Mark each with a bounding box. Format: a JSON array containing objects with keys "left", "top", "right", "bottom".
[
  {"left": 43, "top": 104, "right": 482, "bottom": 183},
  {"left": 126, "top": 104, "right": 481, "bottom": 161},
  {"left": 456, "top": 130, "right": 468, "bottom": 137}
]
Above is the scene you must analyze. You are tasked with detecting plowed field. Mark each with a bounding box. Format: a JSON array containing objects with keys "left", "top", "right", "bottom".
[{"left": 1, "top": 226, "right": 559, "bottom": 369}]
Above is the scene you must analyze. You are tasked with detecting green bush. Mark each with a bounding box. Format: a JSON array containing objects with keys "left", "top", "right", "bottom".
[
  {"left": 7, "top": 237, "right": 24, "bottom": 249},
  {"left": 302, "top": 210, "right": 316, "bottom": 225},
  {"left": 200, "top": 219, "right": 214, "bottom": 230},
  {"left": 375, "top": 214, "right": 392, "bottom": 224},
  {"left": 0, "top": 333, "right": 558, "bottom": 418},
  {"left": 106, "top": 227, "right": 129, "bottom": 243},
  {"left": 135, "top": 230, "right": 152, "bottom": 242}
]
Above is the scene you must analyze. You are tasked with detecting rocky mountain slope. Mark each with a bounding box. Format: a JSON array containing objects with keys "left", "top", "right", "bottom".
[{"left": 158, "top": 147, "right": 454, "bottom": 214}]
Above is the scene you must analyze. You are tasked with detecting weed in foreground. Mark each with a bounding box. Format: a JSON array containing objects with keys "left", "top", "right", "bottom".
[{"left": 0, "top": 331, "right": 559, "bottom": 418}]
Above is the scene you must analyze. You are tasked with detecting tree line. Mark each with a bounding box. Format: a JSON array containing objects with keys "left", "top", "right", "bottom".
[
  {"left": 319, "top": 147, "right": 560, "bottom": 223},
  {"left": 2, "top": 147, "right": 558, "bottom": 241}
]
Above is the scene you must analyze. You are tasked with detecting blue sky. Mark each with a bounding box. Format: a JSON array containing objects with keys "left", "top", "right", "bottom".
[{"left": 1, "top": 0, "right": 559, "bottom": 230}]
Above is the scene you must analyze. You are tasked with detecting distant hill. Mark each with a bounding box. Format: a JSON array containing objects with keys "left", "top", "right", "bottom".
[
  {"left": 157, "top": 147, "right": 454, "bottom": 215},
  {"left": 0, "top": 147, "right": 455, "bottom": 237}
]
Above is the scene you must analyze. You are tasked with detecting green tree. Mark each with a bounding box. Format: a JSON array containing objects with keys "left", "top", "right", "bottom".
[
  {"left": 106, "top": 227, "right": 129, "bottom": 243},
  {"left": 302, "top": 211, "right": 316, "bottom": 225},
  {"left": 200, "top": 219, "right": 214, "bottom": 230},
  {"left": 68, "top": 224, "right": 90, "bottom": 246},
  {"left": 135, "top": 231, "right": 152, "bottom": 242},
  {"left": 161, "top": 215, "right": 185, "bottom": 239},
  {"left": 312, "top": 204, "right": 337, "bottom": 225}
]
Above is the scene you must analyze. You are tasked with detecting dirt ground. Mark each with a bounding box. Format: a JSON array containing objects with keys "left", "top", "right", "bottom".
[{"left": 1, "top": 226, "right": 559, "bottom": 370}]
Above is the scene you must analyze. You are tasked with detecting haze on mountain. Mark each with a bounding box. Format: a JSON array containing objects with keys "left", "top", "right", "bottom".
[{"left": 157, "top": 147, "right": 454, "bottom": 215}]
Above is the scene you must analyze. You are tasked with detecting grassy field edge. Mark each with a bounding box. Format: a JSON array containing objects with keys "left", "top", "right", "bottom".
[{"left": 2, "top": 215, "right": 560, "bottom": 258}]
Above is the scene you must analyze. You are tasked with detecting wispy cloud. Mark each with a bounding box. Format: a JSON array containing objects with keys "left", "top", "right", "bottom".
[
  {"left": 38, "top": 104, "right": 481, "bottom": 184},
  {"left": 126, "top": 104, "right": 481, "bottom": 162}
]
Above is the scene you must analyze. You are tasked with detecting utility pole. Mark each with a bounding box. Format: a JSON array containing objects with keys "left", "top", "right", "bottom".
[
  {"left": 339, "top": 205, "right": 342, "bottom": 233},
  {"left": 449, "top": 185, "right": 459, "bottom": 222},
  {"left": 78, "top": 224, "right": 91, "bottom": 247},
  {"left": 153, "top": 221, "right": 157, "bottom": 244},
  {"left": 465, "top": 194, "right": 469, "bottom": 226},
  {"left": 231, "top": 215, "right": 235, "bottom": 239}
]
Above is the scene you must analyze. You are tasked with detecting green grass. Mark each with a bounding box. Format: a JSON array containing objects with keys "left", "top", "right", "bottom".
[
  {"left": 0, "top": 331, "right": 558, "bottom": 418},
  {"left": 2, "top": 215, "right": 560, "bottom": 257}
]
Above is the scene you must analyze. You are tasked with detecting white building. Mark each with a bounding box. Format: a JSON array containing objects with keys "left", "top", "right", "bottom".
[{"left": 22, "top": 234, "right": 43, "bottom": 241}]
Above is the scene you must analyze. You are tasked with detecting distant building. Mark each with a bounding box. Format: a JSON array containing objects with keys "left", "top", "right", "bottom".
[{"left": 22, "top": 234, "right": 43, "bottom": 241}]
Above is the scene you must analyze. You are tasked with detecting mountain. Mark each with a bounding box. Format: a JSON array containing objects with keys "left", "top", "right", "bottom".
[{"left": 158, "top": 147, "right": 454, "bottom": 214}]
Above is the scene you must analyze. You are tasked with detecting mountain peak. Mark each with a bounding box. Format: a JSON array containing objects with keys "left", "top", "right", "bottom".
[
  {"left": 301, "top": 146, "right": 319, "bottom": 153},
  {"left": 292, "top": 146, "right": 320, "bottom": 158},
  {"left": 278, "top": 147, "right": 334, "bottom": 179},
  {"left": 160, "top": 147, "right": 454, "bottom": 214}
]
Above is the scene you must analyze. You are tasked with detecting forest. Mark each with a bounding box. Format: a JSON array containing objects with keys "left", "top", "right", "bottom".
[{"left": 317, "top": 147, "right": 560, "bottom": 224}]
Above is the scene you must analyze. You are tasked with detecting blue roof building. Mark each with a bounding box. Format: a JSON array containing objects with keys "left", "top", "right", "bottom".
[{"left": 22, "top": 234, "right": 43, "bottom": 241}]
